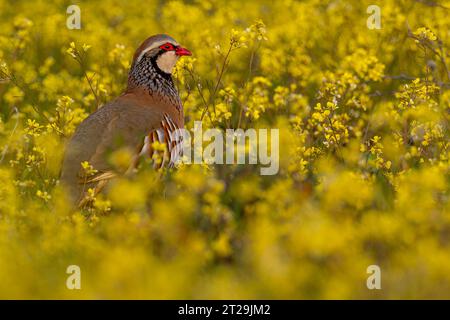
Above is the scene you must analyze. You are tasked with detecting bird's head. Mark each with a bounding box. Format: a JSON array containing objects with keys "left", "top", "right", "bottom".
[{"left": 131, "top": 34, "right": 192, "bottom": 75}]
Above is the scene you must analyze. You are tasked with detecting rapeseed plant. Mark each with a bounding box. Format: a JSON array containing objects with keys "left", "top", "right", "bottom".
[{"left": 0, "top": 0, "right": 448, "bottom": 299}]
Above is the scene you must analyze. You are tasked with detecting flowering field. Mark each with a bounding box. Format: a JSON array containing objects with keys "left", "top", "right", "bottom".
[{"left": 0, "top": 0, "right": 449, "bottom": 299}]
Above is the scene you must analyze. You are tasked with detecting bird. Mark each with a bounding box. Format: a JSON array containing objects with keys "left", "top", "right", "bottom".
[{"left": 60, "top": 34, "right": 192, "bottom": 206}]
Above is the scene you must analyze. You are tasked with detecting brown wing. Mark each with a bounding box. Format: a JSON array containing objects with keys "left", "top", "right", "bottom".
[{"left": 60, "top": 90, "right": 182, "bottom": 205}]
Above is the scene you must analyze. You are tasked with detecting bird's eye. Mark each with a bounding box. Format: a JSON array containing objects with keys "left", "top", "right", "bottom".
[{"left": 160, "top": 43, "right": 174, "bottom": 51}]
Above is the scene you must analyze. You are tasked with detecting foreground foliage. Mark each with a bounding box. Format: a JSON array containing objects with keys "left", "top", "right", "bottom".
[{"left": 0, "top": 0, "right": 449, "bottom": 298}]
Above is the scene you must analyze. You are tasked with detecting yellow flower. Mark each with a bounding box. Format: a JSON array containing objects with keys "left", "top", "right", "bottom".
[
  {"left": 82, "top": 43, "right": 92, "bottom": 52},
  {"left": 0, "top": 0, "right": 448, "bottom": 300},
  {"left": 81, "top": 161, "right": 98, "bottom": 177},
  {"left": 36, "top": 190, "right": 51, "bottom": 202},
  {"left": 413, "top": 27, "right": 437, "bottom": 42}
]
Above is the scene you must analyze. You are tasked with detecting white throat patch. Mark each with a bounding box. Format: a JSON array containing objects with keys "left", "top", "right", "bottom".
[{"left": 156, "top": 51, "right": 179, "bottom": 74}]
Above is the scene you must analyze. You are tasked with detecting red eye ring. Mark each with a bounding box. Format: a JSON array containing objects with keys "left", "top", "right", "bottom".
[{"left": 159, "top": 43, "right": 174, "bottom": 51}]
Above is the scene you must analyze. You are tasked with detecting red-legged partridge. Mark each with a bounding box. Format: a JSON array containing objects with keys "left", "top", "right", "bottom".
[{"left": 60, "top": 34, "right": 191, "bottom": 206}]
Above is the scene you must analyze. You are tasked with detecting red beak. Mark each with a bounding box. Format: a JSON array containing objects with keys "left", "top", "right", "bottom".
[{"left": 175, "top": 46, "right": 192, "bottom": 56}]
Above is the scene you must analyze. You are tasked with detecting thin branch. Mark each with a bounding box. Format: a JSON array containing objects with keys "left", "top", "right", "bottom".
[
  {"left": 0, "top": 106, "right": 19, "bottom": 164},
  {"left": 406, "top": 21, "right": 450, "bottom": 82},
  {"left": 414, "top": 0, "right": 449, "bottom": 10},
  {"left": 205, "top": 43, "right": 234, "bottom": 121},
  {"left": 185, "top": 68, "right": 213, "bottom": 123}
]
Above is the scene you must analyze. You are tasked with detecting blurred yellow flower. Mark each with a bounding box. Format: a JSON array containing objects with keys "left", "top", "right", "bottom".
[{"left": 0, "top": 0, "right": 448, "bottom": 300}]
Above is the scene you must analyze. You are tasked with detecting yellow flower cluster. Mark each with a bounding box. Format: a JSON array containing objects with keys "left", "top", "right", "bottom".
[
  {"left": 0, "top": 0, "right": 449, "bottom": 299},
  {"left": 413, "top": 27, "right": 438, "bottom": 42}
]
